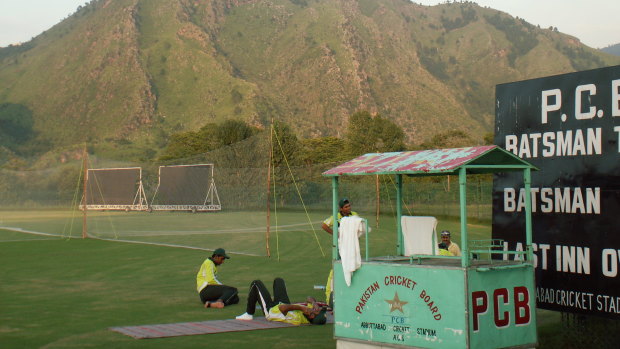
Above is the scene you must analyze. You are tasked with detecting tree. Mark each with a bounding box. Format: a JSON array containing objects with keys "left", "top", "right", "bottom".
[
  {"left": 215, "top": 120, "right": 256, "bottom": 147},
  {"left": 299, "top": 137, "right": 347, "bottom": 165},
  {"left": 345, "top": 110, "right": 406, "bottom": 157},
  {"left": 373, "top": 114, "right": 406, "bottom": 153},
  {"left": 158, "top": 129, "right": 211, "bottom": 161},
  {"left": 344, "top": 110, "right": 374, "bottom": 156},
  {"left": 270, "top": 120, "right": 300, "bottom": 167},
  {"left": 0, "top": 103, "right": 35, "bottom": 154},
  {"left": 267, "top": 120, "right": 303, "bottom": 206},
  {"left": 159, "top": 120, "right": 258, "bottom": 161},
  {"left": 483, "top": 132, "right": 494, "bottom": 145},
  {"left": 418, "top": 130, "right": 474, "bottom": 149}
]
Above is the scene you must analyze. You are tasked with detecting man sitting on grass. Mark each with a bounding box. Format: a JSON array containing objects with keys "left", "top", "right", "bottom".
[
  {"left": 235, "top": 278, "right": 327, "bottom": 325},
  {"left": 196, "top": 248, "right": 239, "bottom": 309}
]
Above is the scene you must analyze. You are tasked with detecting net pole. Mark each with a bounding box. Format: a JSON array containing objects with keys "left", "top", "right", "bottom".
[
  {"left": 265, "top": 123, "right": 273, "bottom": 258},
  {"left": 82, "top": 148, "right": 88, "bottom": 239}
]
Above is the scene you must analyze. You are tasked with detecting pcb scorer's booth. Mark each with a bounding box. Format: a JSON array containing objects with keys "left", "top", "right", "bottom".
[{"left": 323, "top": 146, "right": 538, "bottom": 349}]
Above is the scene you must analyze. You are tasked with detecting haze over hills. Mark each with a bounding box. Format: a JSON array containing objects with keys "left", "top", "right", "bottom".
[
  {"left": 1, "top": 0, "right": 619, "bottom": 160},
  {"left": 601, "top": 43, "right": 620, "bottom": 56}
]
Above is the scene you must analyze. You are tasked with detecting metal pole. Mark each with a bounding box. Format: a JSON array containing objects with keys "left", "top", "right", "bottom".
[
  {"left": 375, "top": 175, "right": 380, "bottom": 228},
  {"left": 523, "top": 167, "right": 538, "bottom": 333},
  {"left": 459, "top": 168, "right": 469, "bottom": 267},
  {"left": 396, "top": 174, "right": 403, "bottom": 255},
  {"left": 524, "top": 167, "right": 533, "bottom": 262},
  {"left": 364, "top": 218, "right": 369, "bottom": 261},
  {"left": 332, "top": 176, "right": 339, "bottom": 260}
]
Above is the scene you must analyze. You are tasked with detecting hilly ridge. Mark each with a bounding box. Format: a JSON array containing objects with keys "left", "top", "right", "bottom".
[
  {"left": 1, "top": 0, "right": 619, "bottom": 160},
  {"left": 601, "top": 43, "right": 620, "bottom": 56}
]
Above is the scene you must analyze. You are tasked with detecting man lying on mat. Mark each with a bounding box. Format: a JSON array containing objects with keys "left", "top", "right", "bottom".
[
  {"left": 235, "top": 278, "right": 327, "bottom": 325},
  {"left": 196, "top": 248, "right": 239, "bottom": 309}
]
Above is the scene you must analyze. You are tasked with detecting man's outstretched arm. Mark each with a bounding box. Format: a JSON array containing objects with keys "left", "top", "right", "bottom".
[{"left": 321, "top": 223, "right": 333, "bottom": 235}]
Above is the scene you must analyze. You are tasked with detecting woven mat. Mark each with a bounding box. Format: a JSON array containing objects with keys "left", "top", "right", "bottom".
[{"left": 110, "top": 314, "right": 333, "bottom": 339}]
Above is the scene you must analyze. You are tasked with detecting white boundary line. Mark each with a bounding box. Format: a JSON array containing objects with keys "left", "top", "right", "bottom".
[
  {"left": 0, "top": 226, "right": 63, "bottom": 237},
  {"left": 87, "top": 235, "right": 262, "bottom": 256},
  {"left": 0, "top": 238, "right": 62, "bottom": 242},
  {"left": 83, "top": 220, "right": 324, "bottom": 237},
  {"left": 0, "top": 226, "right": 263, "bottom": 256}
]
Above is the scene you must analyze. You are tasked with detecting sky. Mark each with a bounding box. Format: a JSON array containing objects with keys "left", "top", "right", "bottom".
[
  {"left": 414, "top": 0, "right": 619, "bottom": 49},
  {"left": 0, "top": 0, "right": 618, "bottom": 49}
]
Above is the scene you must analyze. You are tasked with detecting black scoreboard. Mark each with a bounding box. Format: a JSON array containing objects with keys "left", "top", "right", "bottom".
[{"left": 493, "top": 65, "right": 620, "bottom": 318}]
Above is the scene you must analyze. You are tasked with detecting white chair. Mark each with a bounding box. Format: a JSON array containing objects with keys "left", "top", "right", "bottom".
[{"left": 401, "top": 216, "right": 439, "bottom": 256}]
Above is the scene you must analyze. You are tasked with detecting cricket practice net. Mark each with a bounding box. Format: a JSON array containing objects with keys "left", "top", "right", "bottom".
[{"left": 0, "top": 134, "right": 492, "bottom": 256}]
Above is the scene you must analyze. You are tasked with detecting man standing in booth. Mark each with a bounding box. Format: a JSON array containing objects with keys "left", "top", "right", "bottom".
[{"left": 322, "top": 198, "right": 358, "bottom": 307}]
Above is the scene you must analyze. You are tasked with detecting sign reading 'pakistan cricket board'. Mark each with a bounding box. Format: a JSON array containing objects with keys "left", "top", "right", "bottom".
[
  {"left": 334, "top": 262, "right": 466, "bottom": 347},
  {"left": 333, "top": 262, "right": 536, "bottom": 348}
]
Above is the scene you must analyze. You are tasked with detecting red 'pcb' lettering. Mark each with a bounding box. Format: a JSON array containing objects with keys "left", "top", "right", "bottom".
[{"left": 471, "top": 287, "right": 531, "bottom": 332}]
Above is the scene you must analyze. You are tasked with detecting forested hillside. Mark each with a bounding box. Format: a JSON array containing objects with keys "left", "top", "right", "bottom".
[{"left": 1, "top": 0, "right": 619, "bottom": 163}]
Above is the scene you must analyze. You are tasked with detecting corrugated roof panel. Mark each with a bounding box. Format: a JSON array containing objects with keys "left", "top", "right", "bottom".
[{"left": 323, "top": 146, "right": 497, "bottom": 176}]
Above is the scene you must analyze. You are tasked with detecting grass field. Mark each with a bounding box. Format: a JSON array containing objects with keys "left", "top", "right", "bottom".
[
  {"left": 0, "top": 210, "right": 563, "bottom": 348},
  {"left": 0, "top": 208, "right": 490, "bottom": 256}
]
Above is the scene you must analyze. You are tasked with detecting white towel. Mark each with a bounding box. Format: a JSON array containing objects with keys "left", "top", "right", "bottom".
[
  {"left": 338, "top": 216, "right": 364, "bottom": 286},
  {"left": 401, "top": 216, "right": 438, "bottom": 256}
]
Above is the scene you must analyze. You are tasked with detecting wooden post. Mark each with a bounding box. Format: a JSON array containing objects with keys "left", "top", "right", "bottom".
[
  {"left": 82, "top": 147, "right": 88, "bottom": 239},
  {"left": 266, "top": 124, "right": 273, "bottom": 258}
]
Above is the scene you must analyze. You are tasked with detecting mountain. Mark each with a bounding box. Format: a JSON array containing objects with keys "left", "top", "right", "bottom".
[
  {"left": 601, "top": 43, "right": 620, "bottom": 56},
  {"left": 1, "top": 0, "right": 619, "bottom": 159}
]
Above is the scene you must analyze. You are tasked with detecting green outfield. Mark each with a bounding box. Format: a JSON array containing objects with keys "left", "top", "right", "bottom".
[{"left": 0, "top": 210, "right": 561, "bottom": 348}]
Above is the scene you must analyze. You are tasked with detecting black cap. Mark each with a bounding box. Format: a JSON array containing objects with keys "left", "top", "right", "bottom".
[
  {"left": 441, "top": 230, "right": 451, "bottom": 237},
  {"left": 213, "top": 248, "right": 230, "bottom": 259},
  {"left": 311, "top": 308, "right": 327, "bottom": 325},
  {"left": 338, "top": 198, "right": 350, "bottom": 208}
]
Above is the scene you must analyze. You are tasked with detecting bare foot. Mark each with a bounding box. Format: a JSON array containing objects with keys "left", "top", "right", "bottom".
[{"left": 210, "top": 301, "right": 225, "bottom": 309}]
